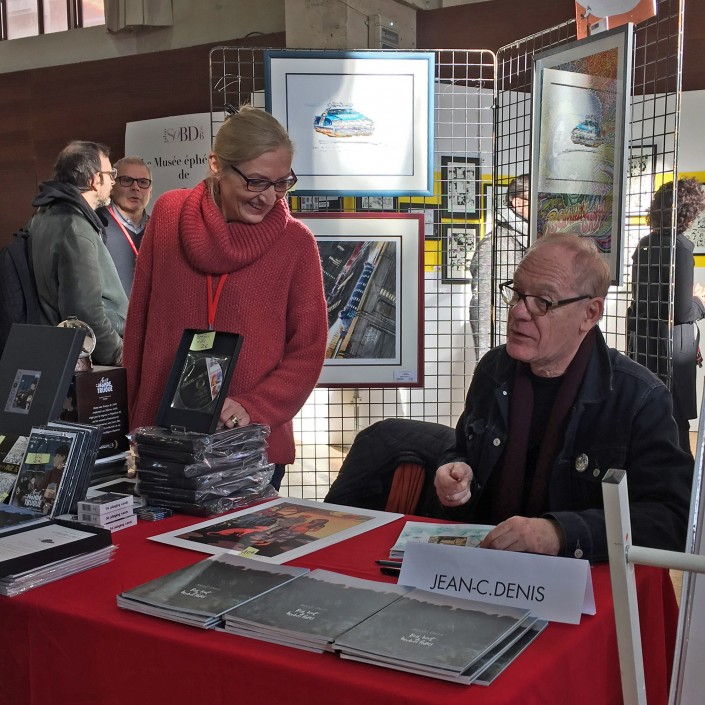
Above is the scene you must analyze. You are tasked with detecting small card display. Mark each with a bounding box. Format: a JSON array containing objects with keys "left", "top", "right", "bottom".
[{"left": 155, "top": 330, "right": 243, "bottom": 434}]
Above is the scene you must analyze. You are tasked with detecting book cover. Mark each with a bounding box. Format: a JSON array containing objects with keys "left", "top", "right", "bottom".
[
  {"left": 8, "top": 427, "right": 80, "bottom": 516},
  {"left": 225, "top": 569, "right": 410, "bottom": 648},
  {"left": 334, "top": 588, "right": 531, "bottom": 675},
  {"left": 118, "top": 553, "right": 309, "bottom": 623},
  {"left": 389, "top": 521, "right": 493, "bottom": 559}
]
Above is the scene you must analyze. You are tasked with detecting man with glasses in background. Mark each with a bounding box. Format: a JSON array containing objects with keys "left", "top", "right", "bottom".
[
  {"left": 433, "top": 232, "right": 692, "bottom": 562},
  {"left": 30, "top": 140, "right": 128, "bottom": 365},
  {"left": 97, "top": 156, "right": 153, "bottom": 295}
]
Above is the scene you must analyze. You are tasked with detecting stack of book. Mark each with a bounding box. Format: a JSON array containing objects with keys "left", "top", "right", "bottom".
[
  {"left": 116, "top": 553, "right": 308, "bottom": 628},
  {"left": 77, "top": 492, "right": 136, "bottom": 532},
  {"left": 223, "top": 569, "right": 410, "bottom": 653},
  {"left": 0, "top": 518, "right": 114, "bottom": 597},
  {"left": 334, "top": 589, "right": 536, "bottom": 684},
  {"left": 132, "top": 425, "right": 276, "bottom": 516}
]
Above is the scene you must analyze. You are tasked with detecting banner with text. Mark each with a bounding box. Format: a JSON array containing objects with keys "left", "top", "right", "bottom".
[{"left": 124, "top": 113, "right": 224, "bottom": 203}]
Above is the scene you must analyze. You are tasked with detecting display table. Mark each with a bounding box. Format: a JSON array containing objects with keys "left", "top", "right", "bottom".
[{"left": 0, "top": 512, "right": 678, "bottom": 705}]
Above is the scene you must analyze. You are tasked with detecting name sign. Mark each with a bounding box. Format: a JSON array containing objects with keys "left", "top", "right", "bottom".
[{"left": 398, "top": 542, "right": 595, "bottom": 624}]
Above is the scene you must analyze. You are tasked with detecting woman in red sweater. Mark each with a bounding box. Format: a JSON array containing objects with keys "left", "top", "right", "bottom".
[{"left": 123, "top": 106, "right": 328, "bottom": 489}]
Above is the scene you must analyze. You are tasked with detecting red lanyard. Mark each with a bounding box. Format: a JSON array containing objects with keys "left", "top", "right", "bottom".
[
  {"left": 206, "top": 274, "right": 228, "bottom": 330},
  {"left": 107, "top": 206, "right": 139, "bottom": 258}
]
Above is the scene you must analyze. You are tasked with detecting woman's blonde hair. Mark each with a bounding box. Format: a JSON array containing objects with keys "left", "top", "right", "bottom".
[
  {"left": 207, "top": 105, "right": 294, "bottom": 202},
  {"left": 212, "top": 105, "right": 293, "bottom": 167}
]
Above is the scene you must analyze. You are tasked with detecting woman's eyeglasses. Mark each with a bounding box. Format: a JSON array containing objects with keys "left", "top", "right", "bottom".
[{"left": 231, "top": 165, "right": 298, "bottom": 193}]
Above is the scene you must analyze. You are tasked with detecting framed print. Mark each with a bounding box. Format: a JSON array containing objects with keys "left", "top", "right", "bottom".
[
  {"left": 155, "top": 330, "right": 243, "bottom": 434},
  {"left": 296, "top": 213, "right": 424, "bottom": 388},
  {"left": 265, "top": 50, "right": 435, "bottom": 195},
  {"left": 626, "top": 143, "right": 656, "bottom": 218},
  {"left": 441, "top": 224, "right": 479, "bottom": 284},
  {"left": 289, "top": 195, "right": 343, "bottom": 212},
  {"left": 441, "top": 156, "right": 481, "bottom": 219},
  {"left": 355, "top": 196, "right": 398, "bottom": 212},
  {"left": 531, "top": 24, "right": 633, "bottom": 285},
  {"left": 399, "top": 202, "right": 439, "bottom": 240}
]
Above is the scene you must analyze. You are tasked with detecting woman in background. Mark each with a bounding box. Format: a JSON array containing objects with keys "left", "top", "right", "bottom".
[
  {"left": 628, "top": 177, "right": 705, "bottom": 454},
  {"left": 123, "top": 106, "right": 328, "bottom": 489}
]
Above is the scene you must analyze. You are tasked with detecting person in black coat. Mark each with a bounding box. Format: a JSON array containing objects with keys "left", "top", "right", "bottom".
[{"left": 628, "top": 177, "right": 705, "bottom": 454}]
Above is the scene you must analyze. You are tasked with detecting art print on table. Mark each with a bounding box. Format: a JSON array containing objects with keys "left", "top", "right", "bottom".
[
  {"left": 150, "top": 497, "right": 400, "bottom": 564},
  {"left": 531, "top": 24, "right": 633, "bottom": 284},
  {"left": 296, "top": 214, "right": 424, "bottom": 387},
  {"left": 265, "top": 50, "right": 435, "bottom": 195}
]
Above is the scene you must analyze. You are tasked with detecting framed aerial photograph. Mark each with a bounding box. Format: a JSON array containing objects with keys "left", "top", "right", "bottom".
[
  {"left": 441, "top": 223, "right": 479, "bottom": 284},
  {"left": 296, "top": 213, "right": 424, "bottom": 388},
  {"left": 149, "top": 497, "right": 401, "bottom": 564},
  {"left": 441, "top": 156, "right": 481, "bottom": 219},
  {"left": 530, "top": 24, "right": 634, "bottom": 285},
  {"left": 265, "top": 50, "right": 435, "bottom": 196}
]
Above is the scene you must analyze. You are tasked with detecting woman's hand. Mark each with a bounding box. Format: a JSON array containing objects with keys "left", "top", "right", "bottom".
[{"left": 220, "top": 398, "right": 251, "bottom": 429}]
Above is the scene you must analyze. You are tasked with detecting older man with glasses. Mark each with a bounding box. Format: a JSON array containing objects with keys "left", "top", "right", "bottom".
[
  {"left": 29, "top": 140, "right": 128, "bottom": 365},
  {"left": 97, "top": 156, "right": 153, "bottom": 295},
  {"left": 433, "top": 232, "right": 692, "bottom": 563}
]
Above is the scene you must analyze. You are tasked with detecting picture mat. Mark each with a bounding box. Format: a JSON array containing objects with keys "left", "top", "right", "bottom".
[
  {"left": 297, "top": 214, "right": 424, "bottom": 387},
  {"left": 150, "top": 497, "right": 401, "bottom": 563},
  {"left": 266, "top": 51, "right": 434, "bottom": 195},
  {"left": 530, "top": 25, "right": 633, "bottom": 285}
]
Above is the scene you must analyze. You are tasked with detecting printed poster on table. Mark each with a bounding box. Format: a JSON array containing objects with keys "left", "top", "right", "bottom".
[{"left": 150, "top": 497, "right": 401, "bottom": 564}]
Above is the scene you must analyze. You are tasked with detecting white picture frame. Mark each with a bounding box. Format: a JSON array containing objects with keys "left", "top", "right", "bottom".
[{"left": 265, "top": 50, "right": 435, "bottom": 196}]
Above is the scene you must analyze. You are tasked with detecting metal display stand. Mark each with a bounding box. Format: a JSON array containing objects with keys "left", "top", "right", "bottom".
[{"left": 602, "top": 449, "right": 705, "bottom": 705}]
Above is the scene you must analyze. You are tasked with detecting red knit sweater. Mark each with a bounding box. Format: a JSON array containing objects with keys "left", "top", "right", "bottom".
[{"left": 123, "top": 182, "right": 327, "bottom": 464}]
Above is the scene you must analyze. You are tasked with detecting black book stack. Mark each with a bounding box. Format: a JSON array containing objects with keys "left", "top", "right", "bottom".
[{"left": 132, "top": 424, "right": 276, "bottom": 516}]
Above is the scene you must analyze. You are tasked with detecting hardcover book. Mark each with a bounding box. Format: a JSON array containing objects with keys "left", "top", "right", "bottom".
[
  {"left": 224, "top": 569, "right": 410, "bottom": 651},
  {"left": 389, "top": 521, "right": 494, "bottom": 559},
  {"left": 117, "top": 553, "right": 309, "bottom": 628}
]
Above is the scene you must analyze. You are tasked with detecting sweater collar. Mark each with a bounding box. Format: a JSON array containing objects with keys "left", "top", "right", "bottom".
[{"left": 180, "top": 181, "right": 290, "bottom": 274}]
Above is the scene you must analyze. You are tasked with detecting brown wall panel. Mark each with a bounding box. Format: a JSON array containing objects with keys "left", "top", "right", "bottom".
[{"left": 0, "top": 32, "right": 285, "bottom": 244}]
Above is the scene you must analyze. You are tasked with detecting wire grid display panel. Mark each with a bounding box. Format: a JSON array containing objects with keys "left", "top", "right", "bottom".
[
  {"left": 210, "top": 48, "right": 495, "bottom": 499},
  {"left": 494, "top": 4, "right": 683, "bottom": 373}
]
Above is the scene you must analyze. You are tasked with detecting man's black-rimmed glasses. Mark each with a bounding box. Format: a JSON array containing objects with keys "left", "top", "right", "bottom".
[
  {"left": 499, "top": 280, "right": 591, "bottom": 317},
  {"left": 116, "top": 175, "right": 152, "bottom": 189},
  {"left": 231, "top": 165, "right": 297, "bottom": 193}
]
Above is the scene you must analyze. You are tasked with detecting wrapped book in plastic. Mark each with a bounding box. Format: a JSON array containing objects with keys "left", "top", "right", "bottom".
[{"left": 130, "top": 424, "right": 277, "bottom": 516}]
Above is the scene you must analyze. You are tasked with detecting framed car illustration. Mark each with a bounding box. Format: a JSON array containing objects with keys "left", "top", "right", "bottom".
[
  {"left": 265, "top": 50, "right": 435, "bottom": 196},
  {"left": 530, "top": 24, "right": 633, "bottom": 285},
  {"left": 295, "top": 213, "right": 425, "bottom": 388}
]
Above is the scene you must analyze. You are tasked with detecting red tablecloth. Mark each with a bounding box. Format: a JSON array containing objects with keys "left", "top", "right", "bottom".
[{"left": 0, "top": 513, "right": 678, "bottom": 705}]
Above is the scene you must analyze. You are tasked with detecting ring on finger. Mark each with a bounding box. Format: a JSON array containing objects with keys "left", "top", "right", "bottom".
[{"left": 229, "top": 414, "right": 239, "bottom": 427}]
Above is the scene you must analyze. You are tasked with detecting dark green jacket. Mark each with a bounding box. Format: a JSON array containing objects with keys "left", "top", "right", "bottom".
[{"left": 30, "top": 181, "right": 128, "bottom": 365}]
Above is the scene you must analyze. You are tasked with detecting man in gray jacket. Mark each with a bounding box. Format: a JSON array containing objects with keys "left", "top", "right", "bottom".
[{"left": 30, "top": 140, "right": 128, "bottom": 365}]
